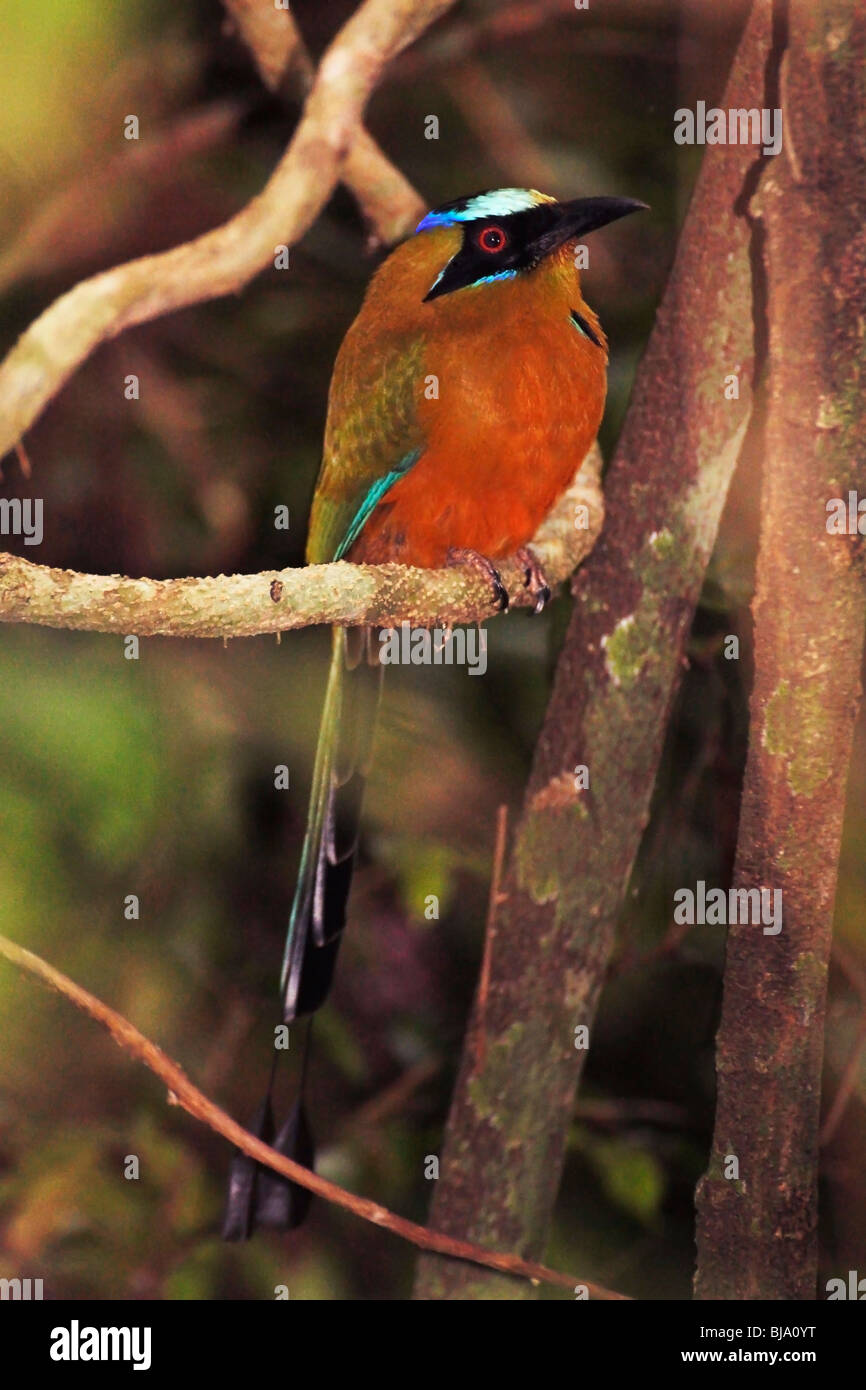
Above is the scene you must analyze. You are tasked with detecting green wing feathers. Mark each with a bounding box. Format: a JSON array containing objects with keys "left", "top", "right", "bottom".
[
  {"left": 283, "top": 325, "right": 427, "bottom": 1020},
  {"left": 306, "top": 334, "right": 427, "bottom": 564}
]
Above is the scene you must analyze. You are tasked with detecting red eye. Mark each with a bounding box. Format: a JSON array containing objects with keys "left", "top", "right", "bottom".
[{"left": 478, "top": 225, "right": 507, "bottom": 253}]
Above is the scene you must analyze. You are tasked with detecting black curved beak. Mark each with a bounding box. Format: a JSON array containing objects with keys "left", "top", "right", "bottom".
[{"left": 529, "top": 196, "right": 649, "bottom": 261}]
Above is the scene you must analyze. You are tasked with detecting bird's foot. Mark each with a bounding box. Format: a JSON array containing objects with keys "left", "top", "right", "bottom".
[
  {"left": 516, "top": 547, "right": 552, "bottom": 615},
  {"left": 447, "top": 547, "right": 509, "bottom": 612}
]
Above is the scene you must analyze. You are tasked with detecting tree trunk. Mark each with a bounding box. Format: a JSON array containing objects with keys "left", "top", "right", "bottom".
[{"left": 695, "top": 0, "right": 866, "bottom": 1301}]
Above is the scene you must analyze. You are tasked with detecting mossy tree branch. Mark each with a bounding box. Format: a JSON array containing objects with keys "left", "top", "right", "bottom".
[
  {"left": 695, "top": 0, "right": 866, "bottom": 1300},
  {"left": 0, "top": 448, "right": 602, "bottom": 635}
]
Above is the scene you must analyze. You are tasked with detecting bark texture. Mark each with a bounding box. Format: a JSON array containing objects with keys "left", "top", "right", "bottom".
[{"left": 695, "top": 0, "right": 866, "bottom": 1300}]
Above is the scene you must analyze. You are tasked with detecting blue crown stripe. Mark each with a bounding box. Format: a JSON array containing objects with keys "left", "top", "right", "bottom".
[{"left": 416, "top": 187, "right": 554, "bottom": 233}]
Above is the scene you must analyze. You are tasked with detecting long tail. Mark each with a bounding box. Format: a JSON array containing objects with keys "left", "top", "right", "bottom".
[
  {"left": 281, "top": 624, "right": 382, "bottom": 1021},
  {"left": 223, "top": 625, "right": 380, "bottom": 1240}
]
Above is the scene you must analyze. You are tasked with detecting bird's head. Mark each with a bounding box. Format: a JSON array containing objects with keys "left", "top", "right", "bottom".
[{"left": 414, "top": 187, "right": 646, "bottom": 302}]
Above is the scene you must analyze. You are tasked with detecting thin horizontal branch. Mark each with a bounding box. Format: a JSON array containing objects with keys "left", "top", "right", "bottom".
[
  {"left": 0, "top": 446, "right": 602, "bottom": 636},
  {"left": 0, "top": 930, "right": 625, "bottom": 1299},
  {"left": 0, "top": 0, "right": 456, "bottom": 462}
]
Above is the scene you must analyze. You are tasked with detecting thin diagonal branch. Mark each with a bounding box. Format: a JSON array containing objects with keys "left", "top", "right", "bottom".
[
  {"left": 0, "top": 101, "right": 246, "bottom": 295},
  {"left": 221, "top": 0, "right": 426, "bottom": 243},
  {"left": 0, "top": 930, "right": 625, "bottom": 1299},
  {"left": 820, "top": 1011, "right": 866, "bottom": 1149}
]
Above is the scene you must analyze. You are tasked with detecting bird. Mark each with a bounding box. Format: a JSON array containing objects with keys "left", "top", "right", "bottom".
[{"left": 222, "top": 186, "right": 646, "bottom": 1239}]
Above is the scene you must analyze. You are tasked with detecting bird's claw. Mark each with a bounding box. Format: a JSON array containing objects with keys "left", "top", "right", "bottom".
[
  {"left": 516, "top": 547, "right": 552, "bottom": 615},
  {"left": 447, "top": 548, "right": 509, "bottom": 611}
]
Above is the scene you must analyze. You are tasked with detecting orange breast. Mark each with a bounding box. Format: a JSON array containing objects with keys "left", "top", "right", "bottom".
[{"left": 350, "top": 277, "right": 606, "bottom": 567}]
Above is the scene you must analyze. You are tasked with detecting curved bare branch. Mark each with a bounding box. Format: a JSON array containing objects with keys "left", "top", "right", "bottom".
[{"left": 0, "top": 0, "right": 455, "bottom": 462}]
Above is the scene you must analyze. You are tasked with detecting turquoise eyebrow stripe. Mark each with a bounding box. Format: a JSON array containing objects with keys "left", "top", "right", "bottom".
[
  {"left": 333, "top": 449, "right": 422, "bottom": 561},
  {"left": 425, "top": 266, "right": 517, "bottom": 297}
]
